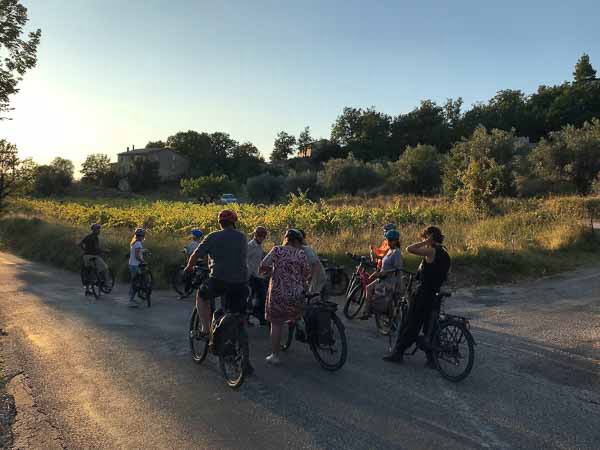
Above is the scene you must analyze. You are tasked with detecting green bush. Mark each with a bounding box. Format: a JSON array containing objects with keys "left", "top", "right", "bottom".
[
  {"left": 180, "top": 175, "right": 235, "bottom": 202},
  {"left": 246, "top": 173, "right": 285, "bottom": 203}
]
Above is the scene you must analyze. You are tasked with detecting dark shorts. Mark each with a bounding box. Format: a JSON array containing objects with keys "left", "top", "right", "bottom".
[{"left": 198, "top": 278, "right": 249, "bottom": 314}]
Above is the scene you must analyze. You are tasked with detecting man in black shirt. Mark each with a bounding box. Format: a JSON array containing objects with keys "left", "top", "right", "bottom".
[{"left": 80, "top": 223, "right": 109, "bottom": 281}]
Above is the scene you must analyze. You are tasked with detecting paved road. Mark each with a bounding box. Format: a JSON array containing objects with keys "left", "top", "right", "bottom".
[{"left": 0, "top": 252, "right": 598, "bottom": 449}]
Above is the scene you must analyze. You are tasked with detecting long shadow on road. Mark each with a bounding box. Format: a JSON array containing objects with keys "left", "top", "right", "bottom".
[{"left": 2, "top": 255, "right": 599, "bottom": 450}]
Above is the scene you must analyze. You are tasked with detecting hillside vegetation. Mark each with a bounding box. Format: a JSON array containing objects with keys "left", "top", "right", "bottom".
[{"left": 1, "top": 195, "right": 600, "bottom": 289}]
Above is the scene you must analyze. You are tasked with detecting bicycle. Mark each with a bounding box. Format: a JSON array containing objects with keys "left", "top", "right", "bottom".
[
  {"left": 172, "top": 250, "right": 209, "bottom": 299},
  {"left": 80, "top": 255, "right": 115, "bottom": 299},
  {"left": 280, "top": 293, "right": 348, "bottom": 371},
  {"left": 132, "top": 262, "right": 153, "bottom": 307},
  {"left": 188, "top": 299, "right": 248, "bottom": 389},
  {"left": 343, "top": 253, "right": 376, "bottom": 319},
  {"left": 320, "top": 258, "right": 350, "bottom": 297},
  {"left": 387, "top": 273, "right": 476, "bottom": 382},
  {"left": 377, "top": 269, "right": 415, "bottom": 338}
]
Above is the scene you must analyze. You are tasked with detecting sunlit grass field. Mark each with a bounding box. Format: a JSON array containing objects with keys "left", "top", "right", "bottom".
[{"left": 2, "top": 194, "right": 600, "bottom": 288}]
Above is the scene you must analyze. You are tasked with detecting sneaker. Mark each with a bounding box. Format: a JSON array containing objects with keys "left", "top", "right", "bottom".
[
  {"left": 265, "top": 354, "right": 281, "bottom": 365},
  {"left": 382, "top": 352, "right": 404, "bottom": 364},
  {"left": 128, "top": 301, "right": 139, "bottom": 308}
]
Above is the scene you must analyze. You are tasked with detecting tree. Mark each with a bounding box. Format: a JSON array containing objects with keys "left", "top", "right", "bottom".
[
  {"left": 81, "top": 154, "right": 112, "bottom": 184},
  {"left": 530, "top": 119, "right": 600, "bottom": 194},
  {"left": 0, "top": 140, "right": 35, "bottom": 210},
  {"left": 180, "top": 175, "right": 235, "bottom": 202},
  {"left": 31, "top": 157, "right": 74, "bottom": 196},
  {"left": 331, "top": 107, "right": 391, "bottom": 160},
  {"left": 318, "top": 155, "right": 383, "bottom": 195},
  {"left": 0, "top": 0, "right": 42, "bottom": 118},
  {"left": 246, "top": 173, "right": 285, "bottom": 203},
  {"left": 573, "top": 53, "right": 597, "bottom": 83},
  {"left": 285, "top": 170, "right": 320, "bottom": 199},
  {"left": 297, "top": 126, "right": 314, "bottom": 157},
  {"left": 271, "top": 131, "right": 296, "bottom": 161},
  {"left": 226, "top": 142, "right": 265, "bottom": 182},
  {"left": 127, "top": 158, "right": 160, "bottom": 192},
  {"left": 443, "top": 127, "right": 528, "bottom": 208},
  {"left": 145, "top": 140, "right": 166, "bottom": 148},
  {"left": 391, "top": 100, "right": 453, "bottom": 154},
  {"left": 388, "top": 144, "right": 443, "bottom": 194},
  {"left": 166, "top": 130, "right": 235, "bottom": 176}
]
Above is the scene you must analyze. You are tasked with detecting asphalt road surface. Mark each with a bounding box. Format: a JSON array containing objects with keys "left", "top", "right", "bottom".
[{"left": 0, "top": 251, "right": 598, "bottom": 449}]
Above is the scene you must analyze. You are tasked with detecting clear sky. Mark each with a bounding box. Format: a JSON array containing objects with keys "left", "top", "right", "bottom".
[{"left": 1, "top": 0, "right": 599, "bottom": 173}]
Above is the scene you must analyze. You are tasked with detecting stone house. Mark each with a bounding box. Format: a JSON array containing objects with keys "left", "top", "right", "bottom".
[{"left": 116, "top": 147, "right": 190, "bottom": 181}]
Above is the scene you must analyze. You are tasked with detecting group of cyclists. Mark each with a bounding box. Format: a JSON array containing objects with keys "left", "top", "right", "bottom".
[{"left": 79, "top": 209, "right": 451, "bottom": 374}]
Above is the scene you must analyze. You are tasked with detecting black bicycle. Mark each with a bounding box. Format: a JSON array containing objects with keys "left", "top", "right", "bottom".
[
  {"left": 132, "top": 262, "right": 153, "bottom": 307},
  {"left": 388, "top": 274, "right": 476, "bottom": 382},
  {"left": 321, "top": 258, "right": 350, "bottom": 297},
  {"left": 281, "top": 293, "right": 347, "bottom": 371},
  {"left": 80, "top": 256, "right": 115, "bottom": 299},
  {"left": 189, "top": 301, "right": 248, "bottom": 389},
  {"left": 172, "top": 254, "right": 209, "bottom": 299}
]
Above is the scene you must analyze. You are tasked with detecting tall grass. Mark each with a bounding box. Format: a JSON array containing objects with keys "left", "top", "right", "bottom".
[{"left": 2, "top": 195, "right": 600, "bottom": 288}]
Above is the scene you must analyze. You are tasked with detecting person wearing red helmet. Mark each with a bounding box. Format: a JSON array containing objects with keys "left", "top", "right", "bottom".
[{"left": 185, "top": 209, "right": 253, "bottom": 373}]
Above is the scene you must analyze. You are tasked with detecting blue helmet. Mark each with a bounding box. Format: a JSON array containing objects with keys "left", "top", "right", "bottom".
[
  {"left": 134, "top": 228, "right": 145, "bottom": 237},
  {"left": 191, "top": 229, "right": 203, "bottom": 239},
  {"left": 384, "top": 229, "right": 400, "bottom": 241}
]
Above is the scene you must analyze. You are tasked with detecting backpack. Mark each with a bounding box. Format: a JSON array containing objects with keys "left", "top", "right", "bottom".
[{"left": 209, "top": 310, "right": 239, "bottom": 356}]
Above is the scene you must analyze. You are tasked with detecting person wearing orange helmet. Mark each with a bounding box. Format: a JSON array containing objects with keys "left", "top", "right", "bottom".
[{"left": 185, "top": 210, "right": 253, "bottom": 374}]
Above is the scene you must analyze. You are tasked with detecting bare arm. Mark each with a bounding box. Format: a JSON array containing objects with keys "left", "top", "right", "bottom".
[
  {"left": 406, "top": 240, "right": 436, "bottom": 263},
  {"left": 134, "top": 247, "right": 144, "bottom": 263}
]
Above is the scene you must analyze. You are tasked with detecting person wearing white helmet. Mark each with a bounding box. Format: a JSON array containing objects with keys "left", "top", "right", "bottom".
[
  {"left": 128, "top": 228, "right": 146, "bottom": 308},
  {"left": 79, "top": 223, "right": 109, "bottom": 286}
]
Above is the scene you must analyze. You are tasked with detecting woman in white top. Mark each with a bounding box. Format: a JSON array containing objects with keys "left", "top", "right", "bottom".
[{"left": 128, "top": 228, "right": 146, "bottom": 308}]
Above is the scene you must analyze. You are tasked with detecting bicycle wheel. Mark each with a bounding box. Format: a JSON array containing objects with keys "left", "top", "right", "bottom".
[
  {"left": 433, "top": 320, "right": 475, "bottom": 383},
  {"left": 309, "top": 314, "right": 347, "bottom": 371},
  {"left": 189, "top": 308, "right": 209, "bottom": 363},
  {"left": 343, "top": 283, "right": 364, "bottom": 319},
  {"left": 100, "top": 269, "right": 115, "bottom": 294},
  {"left": 137, "top": 272, "right": 153, "bottom": 307},
  {"left": 280, "top": 322, "right": 296, "bottom": 352},
  {"left": 218, "top": 326, "right": 245, "bottom": 389},
  {"left": 387, "top": 302, "right": 407, "bottom": 351},
  {"left": 375, "top": 313, "right": 392, "bottom": 336}
]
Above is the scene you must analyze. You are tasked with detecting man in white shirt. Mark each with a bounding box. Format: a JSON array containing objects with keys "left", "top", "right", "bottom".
[{"left": 247, "top": 226, "right": 268, "bottom": 325}]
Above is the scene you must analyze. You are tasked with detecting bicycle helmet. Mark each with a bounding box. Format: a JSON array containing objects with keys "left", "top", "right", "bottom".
[
  {"left": 90, "top": 223, "right": 101, "bottom": 231},
  {"left": 284, "top": 228, "right": 303, "bottom": 243},
  {"left": 218, "top": 210, "right": 238, "bottom": 224},
  {"left": 191, "top": 229, "right": 203, "bottom": 239},
  {"left": 384, "top": 229, "right": 400, "bottom": 241},
  {"left": 134, "top": 227, "right": 145, "bottom": 237},
  {"left": 254, "top": 226, "right": 267, "bottom": 237},
  {"left": 383, "top": 223, "right": 397, "bottom": 232}
]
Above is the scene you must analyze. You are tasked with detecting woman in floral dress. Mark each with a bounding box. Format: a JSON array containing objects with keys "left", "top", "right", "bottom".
[{"left": 260, "top": 229, "right": 311, "bottom": 365}]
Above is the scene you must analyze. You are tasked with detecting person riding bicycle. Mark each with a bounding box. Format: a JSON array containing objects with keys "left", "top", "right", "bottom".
[
  {"left": 185, "top": 210, "right": 253, "bottom": 374},
  {"left": 79, "top": 224, "right": 109, "bottom": 288},
  {"left": 383, "top": 226, "right": 451, "bottom": 366},
  {"left": 298, "top": 229, "right": 327, "bottom": 297},
  {"left": 371, "top": 223, "right": 397, "bottom": 269},
  {"left": 247, "top": 226, "right": 269, "bottom": 326},
  {"left": 360, "top": 229, "right": 403, "bottom": 320},
  {"left": 128, "top": 228, "right": 146, "bottom": 308},
  {"left": 185, "top": 229, "right": 204, "bottom": 257}
]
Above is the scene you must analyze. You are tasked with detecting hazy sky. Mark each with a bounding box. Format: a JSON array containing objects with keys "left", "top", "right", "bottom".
[{"left": 2, "top": 0, "right": 599, "bottom": 172}]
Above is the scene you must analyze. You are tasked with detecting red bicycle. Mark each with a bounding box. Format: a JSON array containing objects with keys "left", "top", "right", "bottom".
[{"left": 343, "top": 253, "right": 376, "bottom": 319}]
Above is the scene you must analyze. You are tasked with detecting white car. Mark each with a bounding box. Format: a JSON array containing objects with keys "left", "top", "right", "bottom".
[{"left": 220, "top": 193, "right": 238, "bottom": 204}]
